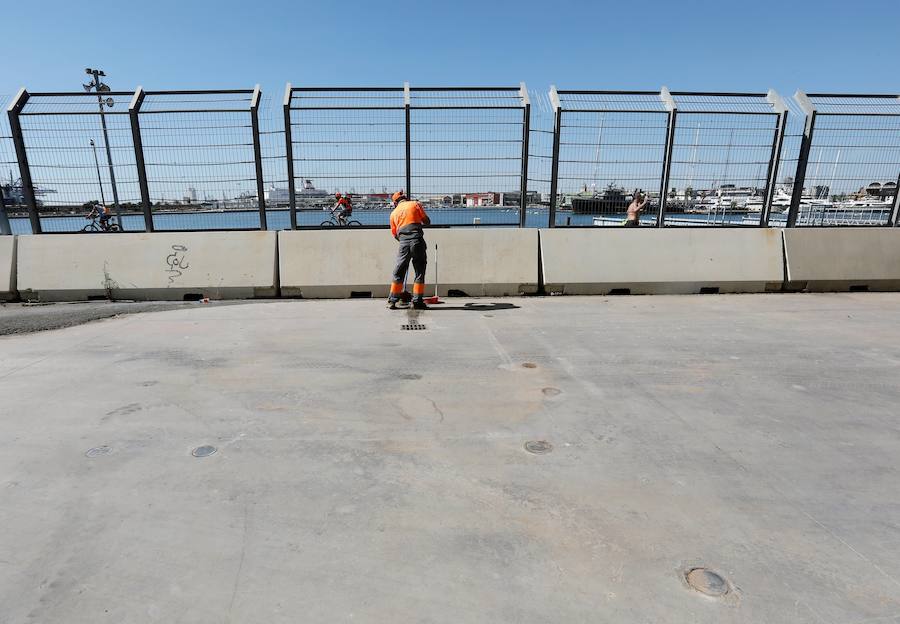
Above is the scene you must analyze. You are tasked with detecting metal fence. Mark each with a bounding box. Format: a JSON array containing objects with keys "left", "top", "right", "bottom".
[
  {"left": 285, "top": 84, "right": 530, "bottom": 228},
  {"left": 133, "top": 88, "right": 266, "bottom": 231},
  {"left": 788, "top": 93, "right": 900, "bottom": 227},
  {"left": 5, "top": 82, "right": 899, "bottom": 233},
  {"left": 548, "top": 88, "right": 788, "bottom": 227},
  {"left": 8, "top": 89, "right": 142, "bottom": 233},
  {"left": 0, "top": 94, "right": 22, "bottom": 234},
  {"left": 549, "top": 89, "right": 670, "bottom": 227}
]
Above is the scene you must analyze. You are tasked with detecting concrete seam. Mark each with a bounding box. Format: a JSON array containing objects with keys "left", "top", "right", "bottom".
[
  {"left": 780, "top": 228, "right": 789, "bottom": 290},
  {"left": 274, "top": 231, "right": 282, "bottom": 298},
  {"left": 11, "top": 235, "right": 18, "bottom": 301},
  {"left": 537, "top": 229, "right": 545, "bottom": 295}
]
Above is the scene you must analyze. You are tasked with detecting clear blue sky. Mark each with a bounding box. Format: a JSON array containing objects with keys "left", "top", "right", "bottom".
[{"left": 4, "top": 0, "right": 898, "bottom": 96}]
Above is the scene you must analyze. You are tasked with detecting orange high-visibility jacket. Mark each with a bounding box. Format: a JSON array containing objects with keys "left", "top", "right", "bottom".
[{"left": 390, "top": 200, "right": 428, "bottom": 239}]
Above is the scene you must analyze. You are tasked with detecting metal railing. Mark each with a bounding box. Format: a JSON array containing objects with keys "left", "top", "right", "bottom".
[
  {"left": 4, "top": 82, "right": 898, "bottom": 234},
  {"left": 285, "top": 84, "right": 530, "bottom": 228},
  {"left": 788, "top": 93, "right": 900, "bottom": 227},
  {"left": 547, "top": 88, "right": 788, "bottom": 227},
  {"left": 0, "top": 94, "right": 22, "bottom": 234},
  {"left": 7, "top": 88, "right": 142, "bottom": 233}
]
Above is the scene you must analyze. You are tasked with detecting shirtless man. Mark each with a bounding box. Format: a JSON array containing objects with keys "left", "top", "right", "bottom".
[{"left": 625, "top": 190, "right": 650, "bottom": 227}]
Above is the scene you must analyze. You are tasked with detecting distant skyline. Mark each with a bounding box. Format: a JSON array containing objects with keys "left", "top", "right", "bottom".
[{"left": 3, "top": 0, "right": 898, "bottom": 98}]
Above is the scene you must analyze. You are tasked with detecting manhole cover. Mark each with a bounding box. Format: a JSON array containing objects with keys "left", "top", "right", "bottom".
[
  {"left": 542, "top": 387, "right": 562, "bottom": 397},
  {"left": 85, "top": 445, "right": 111, "bottom": 458},
  {"left": 192, "top": 445, "right": 217, "bottom": 458},
  {"left": 398, "top": 373, "right": 422, "bottom": 380},
  {"left": 522, "top": 362, "right": 537, "bottom": 369},
  {"left": 401, "top": 323, "right": 427, "bottom": 331},
  {"left": 524, "top": 440, "right": 553, "bottom": 454},
  {"left": 685, "top": 568, "right": 729, "bottom": 597}
]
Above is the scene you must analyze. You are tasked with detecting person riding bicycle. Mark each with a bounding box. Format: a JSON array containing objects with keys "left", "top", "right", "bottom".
[
  {"left": 87, "top": 204, "right": 112, "bottom": 231},
  {"left": 332, "top": 193, "right": 353, "bottom": 226}
]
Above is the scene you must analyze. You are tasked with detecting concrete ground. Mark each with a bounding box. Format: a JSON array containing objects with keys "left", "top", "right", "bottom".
[
  {"left": 0, "top": 300, "right": 250, "bottom": 336},
  {"left": 1, "top": 294, "right": 899, "bottom": 623}
]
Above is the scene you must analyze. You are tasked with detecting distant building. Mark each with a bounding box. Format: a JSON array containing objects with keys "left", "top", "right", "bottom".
[
  {"left": 862, "top": 181, "right": 897, "bottom": 199},
  {"left": 464, "top": 193, "right": 498, "bottom": 207}
]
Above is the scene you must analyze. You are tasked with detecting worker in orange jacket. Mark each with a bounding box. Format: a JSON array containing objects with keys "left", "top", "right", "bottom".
[{"left": 388, "top": 191, "right": 430, "bottom": 310}]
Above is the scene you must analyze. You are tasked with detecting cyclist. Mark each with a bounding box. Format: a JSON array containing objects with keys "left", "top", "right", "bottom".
[
  {"left": 332, "top": 193, "right": 353, "bottom": 226},
  {"left": 87, "top": 204, "right": 113, "bottom": 231}
]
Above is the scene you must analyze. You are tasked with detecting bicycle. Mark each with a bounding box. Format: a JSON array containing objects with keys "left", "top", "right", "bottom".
[
  {"left": 320, "top": 212, "right": 361, "bottom": 227},
  {"left": 82, "top": 214, "right": 120, "bottom": 232}
]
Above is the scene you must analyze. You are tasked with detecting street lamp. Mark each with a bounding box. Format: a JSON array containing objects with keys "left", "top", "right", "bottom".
[{"left": 83, "top": 68, "right": 123, "bottom": 229}]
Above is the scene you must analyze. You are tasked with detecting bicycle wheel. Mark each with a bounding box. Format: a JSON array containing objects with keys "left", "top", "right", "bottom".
[
  {"left": 82, "top": 223, "right": 99, "bottom": 232},
  {"left": 107, "top": 224, "right": 120, "bottom": 232},
  {"left": 347, "top": 220, "right": 362, "bottom": 227},
  {"left": 319, "top": 220, "right": 335, "bottom": 227}
]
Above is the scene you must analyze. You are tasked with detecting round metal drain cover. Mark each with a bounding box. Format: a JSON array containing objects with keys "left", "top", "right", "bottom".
[
  {"left": 685, "top": 568, "right": 729, "bottom": 597},
  {"left": 398, "top": 373, "right": 422, "bottom": 380},
  {"left": 522, "top": 362, "right": 537, "bottom": 369},
  {"left": 85, "top": 445, "right": 111, "bottom": 458},
  {"left": 542, "top": 387, "right": 562, "bottom": 397},
  {"left": 524, "top": 440, "right": 553, "bottom": 454},
  {"left": 192, "top": 445, "right": 217, "bottom": 458}
]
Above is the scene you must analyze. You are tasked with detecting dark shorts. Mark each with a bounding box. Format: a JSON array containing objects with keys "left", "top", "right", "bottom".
[
  {"left": 339, "top": 209, "right": 351, "bottom": 218},
  {"left": 623, "top": 219, "right": 639, "bottom": 227}
]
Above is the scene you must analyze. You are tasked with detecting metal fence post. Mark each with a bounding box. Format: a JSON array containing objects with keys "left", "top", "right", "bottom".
[
  {"left": 283, "top": 83, "right": 297, "bottom": 230},
  {"left": 129, "top": 86, "right": 154, "bottom": 232},
  {"left": 657, "top": 87, "right": 677, "bottom": 227},
  {"left": 7, "top": 88, "right": 40, "bottom": 234},
  {"left": 548, "top": 86, "right": 561, "bottom": 228},
  {"left": 0, "top": 189, "right": 10, "bottom": 235},
  {"left": 250, "top": 85, "right": 268, "bottom": 230},
  {"left": 404, "top": 82, "right": 411, "bottom": 196},
  {"left": 761, "top": 89, "right": 789, "bottom": 227},
  {"left": 787, "top": 91, "right": 816, "bottom": 228},
  {"left": 519, "top": 82, "right": 530, "bottom": 228},
  {"left": 888, "top": 172, "right": 900, "bottom": 227}
]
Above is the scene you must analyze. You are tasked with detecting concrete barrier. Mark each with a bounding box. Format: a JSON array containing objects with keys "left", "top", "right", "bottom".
[
  {"left": 17, "top": 232, "right": 277, "bottom": 302},
  {"left": 540, "top": 228, "right": 785, "bottom": 295},
  {"left": 783, "top": 228, "right": 900, "bottom": 291},
  {"left": 1, "top": 236, "right": 15, "bottom": 301},
  {"left": 278, "top": 228, "right": 539, "bottom": 298}
]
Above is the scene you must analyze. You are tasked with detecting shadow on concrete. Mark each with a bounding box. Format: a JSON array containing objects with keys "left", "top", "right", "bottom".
[{"left": 426, "top": 302, "right": 520, "bottom": 312}]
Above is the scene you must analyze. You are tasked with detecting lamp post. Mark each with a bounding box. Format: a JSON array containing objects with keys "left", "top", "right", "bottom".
[{"left": 84, "top": 68, "right": 123, "bottom": 229}]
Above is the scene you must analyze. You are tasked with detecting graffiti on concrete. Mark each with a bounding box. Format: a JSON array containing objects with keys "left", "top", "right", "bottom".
[{"left": 165, "top": 245, "right": 190, "bottom": 284}]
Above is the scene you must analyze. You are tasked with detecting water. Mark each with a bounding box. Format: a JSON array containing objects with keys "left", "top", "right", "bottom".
[{"left": 8, "top": 207, "right": 780, "bottom": 234}]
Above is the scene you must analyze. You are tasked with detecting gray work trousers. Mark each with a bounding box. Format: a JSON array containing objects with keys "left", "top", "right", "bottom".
[{"left": 390, "top": 237, "right": 427, "bottom": 301}]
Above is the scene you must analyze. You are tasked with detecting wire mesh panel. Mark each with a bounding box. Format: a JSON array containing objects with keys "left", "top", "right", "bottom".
[
  {"left": 15, "top": 91, "right": 142, "bottom": 233},
  {"left": 287, "top": 88, "right": 406, "bottom": 227},
  {"left": 767, "top": 98, "right": 807, "bottom": 227},
  {"left": 665, "top": 93, "right": 784, "bottom": 227},
  {"left": 791, "top": 95, "right": 900, "bottom": 227},
  {"left": 553, "top": 91, "right": 668, "bottom": 227},
  {"left": 525, "top": 89, "right": 555, "bottom": 228},
  {"left": 138, "top": 90, "right": 262, "bottom": 230},
  {"left": 1, "top": 94, "right": 26, "bottom": 233},
  {"left": 258, "top": 95, "right": 290, "bottom": 230},
  {"left": 408, "top": 87, "right": 527, "bottom": 226}
]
